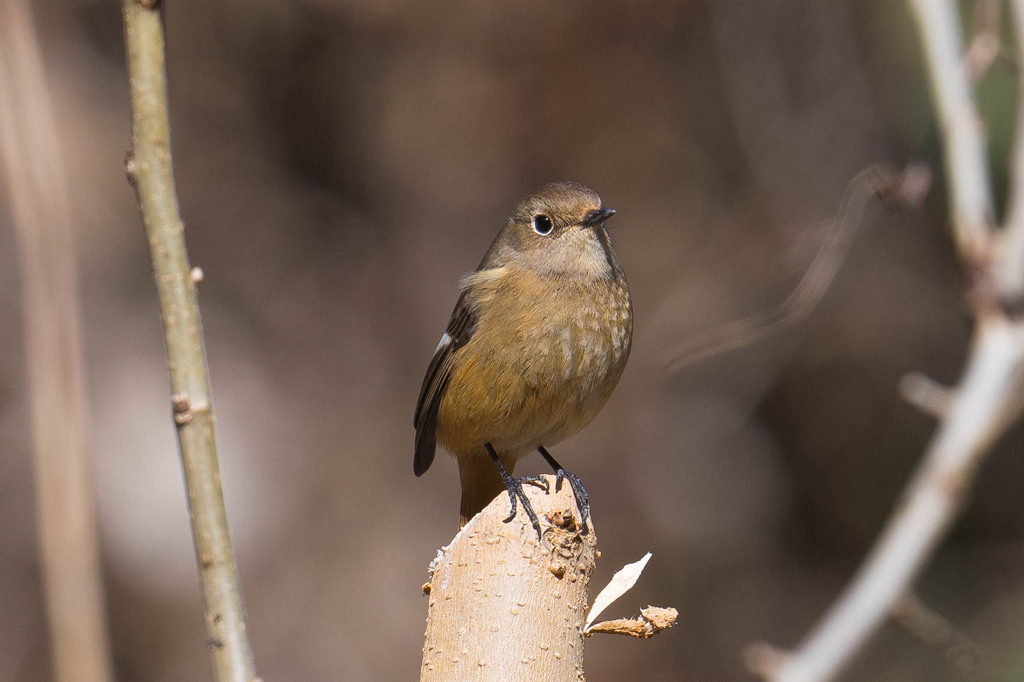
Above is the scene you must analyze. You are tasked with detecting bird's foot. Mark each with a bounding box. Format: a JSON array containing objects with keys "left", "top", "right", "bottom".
[
  {"left": 553, "top": 469, "right": 590, "bottom": 535},
  {"left": 500, "top": 474, "right": 549, "bottom": 537},
  {"left": 538, "top": 445, "right": 590, "bottom": 535},
  {"left": 484, "top": 443, "right": 549, "bottom": 537}
]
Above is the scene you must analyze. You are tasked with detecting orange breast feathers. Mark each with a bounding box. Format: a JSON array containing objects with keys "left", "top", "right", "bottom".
[{"left": 435, "top": 265, "right": 632, "bottom": 459}]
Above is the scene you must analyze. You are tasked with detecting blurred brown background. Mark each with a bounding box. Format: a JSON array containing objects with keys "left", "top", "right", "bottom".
[{"left": 2, "top": 0, "right": 1023, "bottom": 680}]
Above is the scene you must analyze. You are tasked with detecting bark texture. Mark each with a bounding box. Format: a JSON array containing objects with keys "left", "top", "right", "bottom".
[{"left": 420, "top": 476, "right": 597, "bottom": 682}]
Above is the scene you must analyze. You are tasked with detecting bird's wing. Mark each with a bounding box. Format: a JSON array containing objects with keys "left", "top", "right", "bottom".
[{"left": 413, "top": 292, "right": 476, "bottom": 476}]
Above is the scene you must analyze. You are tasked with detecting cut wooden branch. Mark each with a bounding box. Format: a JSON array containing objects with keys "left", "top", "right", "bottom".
[
  {"left": 0, "top": 1, "right": 114, "bottom": 679},
  {"left": 121, "top": 2, "right": 257, "bottom": 680},
  {"left": 420, "top": 476, "right": 676, "bottom": 681},
  {"left": 420, "top": 479, "right": 597, "bottom": 682}
]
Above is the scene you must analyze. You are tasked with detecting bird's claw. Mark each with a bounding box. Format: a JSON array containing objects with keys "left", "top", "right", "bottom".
[
  {"left": 553, "top": 469, "right": 590, "bottom": 535},
  {"left": 501, "top": 475, "right": 548, "bottom": 537}
]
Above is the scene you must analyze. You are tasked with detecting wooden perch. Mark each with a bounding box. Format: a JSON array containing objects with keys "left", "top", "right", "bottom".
[
  {"left": 420, "top": 476, "right": 674, "bottom": 681},
  {"left": 420, "top": 478, "right": 596, "bottom": 681}
]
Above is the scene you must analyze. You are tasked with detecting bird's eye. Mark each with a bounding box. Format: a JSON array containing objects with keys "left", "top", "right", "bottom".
[{"left": 533, "top": 214, "right": 553, "bottom": 235}]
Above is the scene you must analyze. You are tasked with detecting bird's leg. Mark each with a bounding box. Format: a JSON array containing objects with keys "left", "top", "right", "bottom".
[
  {"left": 538, "top": 446, "right": 589, "bottom": 534},
  {"left": 485, "top": 443, "right": 548, "bottom": 537}
]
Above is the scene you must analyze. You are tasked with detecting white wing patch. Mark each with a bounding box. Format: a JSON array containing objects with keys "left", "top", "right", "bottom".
[{"left": 434, "top": 332, "right": 451, "bottom": 355}]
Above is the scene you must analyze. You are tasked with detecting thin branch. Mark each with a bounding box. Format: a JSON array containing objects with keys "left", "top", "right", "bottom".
[
  {"left": 0, "top": 1, "right": 113, "bottom": 679},
  {"left": 121, "top": 2, "right": 257, "bottom": 680},
  {"left": 760, "top": 318, "right": 1024, "bottom": 682},
  {"left": 898, "top": 372, "right": 954, "bottom": 419},
  {"left": 748, "top": 2, "right": 1024, "bottom": 680},
  {"left": 661, "top": 165, "right": 920, "bottom": 374},
  {"left": 912, "top": 0, "right": 995, "bottom": 263},
  {"left": 892, "top": 593, "right": 980, "bottom": 673},
  {"left": 965, "top": 0, "right": 1001, "bottom": 82},
  {"left": 999, "top": 0, "right": 1024, "bottom": 291}
]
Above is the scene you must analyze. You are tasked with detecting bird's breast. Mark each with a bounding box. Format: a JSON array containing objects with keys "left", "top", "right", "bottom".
[
  {"left": 524, "top": 279, "right": 631, "bottom": 394},
  {"left": 435, "top": 268, "right": 632, "bottom": 456}
]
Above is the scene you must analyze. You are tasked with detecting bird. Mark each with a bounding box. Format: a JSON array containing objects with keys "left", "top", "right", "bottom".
[{"left": 413, "top": 181, "right": 632, "bottom": 535}]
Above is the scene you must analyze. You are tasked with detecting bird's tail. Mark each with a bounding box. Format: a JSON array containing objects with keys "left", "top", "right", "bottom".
[{"left": 458, "top": 449, "right": 512, "bottom": 527}]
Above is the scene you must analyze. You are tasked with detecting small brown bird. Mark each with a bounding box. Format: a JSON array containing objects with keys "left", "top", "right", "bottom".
[{"left": 413, "top": 181, "right": 632, "bottom": 533}]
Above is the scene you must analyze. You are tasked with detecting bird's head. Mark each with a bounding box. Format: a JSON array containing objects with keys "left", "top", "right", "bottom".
[{"left": 488, "top": 181, "right": 618, "bottom": 280}]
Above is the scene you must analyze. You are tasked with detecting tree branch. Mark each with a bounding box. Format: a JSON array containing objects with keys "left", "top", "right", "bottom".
[
  {"left": 753, "top": 318, "right": 1024, "bottom": 682},
  {"left": 121, "top": 2, "right": 257, "bottom": 680},
  {"left": 661, "top": 165, "right": 918, "bottom": 374},
  {"left": 998, "top": 0, "right": 1024, "bottom": 291},
  {"left": 748, "top": 2, "right": 1024, "bottom": 680},
  {"left": 420, "top": 479, "right": 597, "bottom": 681},
  {"left": 965, "top": 0, "right": 1002, "bottom": 82},
  {"left": 891, "top": 592, "right": 980, "bottom": 673},
  {"left": 420, "top": 479, "right": 675, "bottom": 680},
  {"left": 911, "top": 0, "right": 994, "bottom": 263},
  {"left": 0, "top": 1, "right": 113, "bottom": 679}
]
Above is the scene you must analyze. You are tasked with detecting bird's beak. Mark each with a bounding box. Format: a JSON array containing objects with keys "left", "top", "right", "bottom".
[{"left": 581, "top": 208, "right": 615, "bottom": 228}]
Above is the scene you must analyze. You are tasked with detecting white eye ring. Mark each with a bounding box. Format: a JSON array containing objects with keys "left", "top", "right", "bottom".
[{"left": 533, "top": 214, "right": 553, "bottom": 235}]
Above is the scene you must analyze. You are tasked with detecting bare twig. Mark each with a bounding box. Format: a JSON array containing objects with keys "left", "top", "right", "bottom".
[
  {"left": 121, "top": 2, "right": 256, "bottom": 680},
  {"left": 750, "top": 2, "right": 1024, "bottom": 681},
  {"left": 745, "top": 641, "right": 790, "bottom": 679},
  {"left": 892, "top": 593, "right": 980, "bottom": 673},
  {"left": 0, "top": 1, "right": 113, "bottom": 680},
  {"left": 661, "top": 165, "right": 914, "bottom": 374},
  {"left": 760, "top": 319, "right": 1024, "bottom": 682},
  {"left": 965, "top": 0, "right": 1001, "bottom": 81},
  {"left": 898, "top": 372, "right": 954, "bottom": 419},
  {"left": 999, "top": 0, "right": 1024, "bottom": 291},
  {"left": 912, "top": 0, "right": 995, "bottom": 263}
]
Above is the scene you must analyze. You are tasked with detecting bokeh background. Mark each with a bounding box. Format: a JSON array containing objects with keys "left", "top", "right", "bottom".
[{"left": 2, "top": 0, "right": 1023, "bottom": 680}]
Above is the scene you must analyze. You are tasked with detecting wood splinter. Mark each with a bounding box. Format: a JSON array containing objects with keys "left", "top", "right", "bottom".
[{"left": 585, "top": 606, "right": 679, "bottom": 638}]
